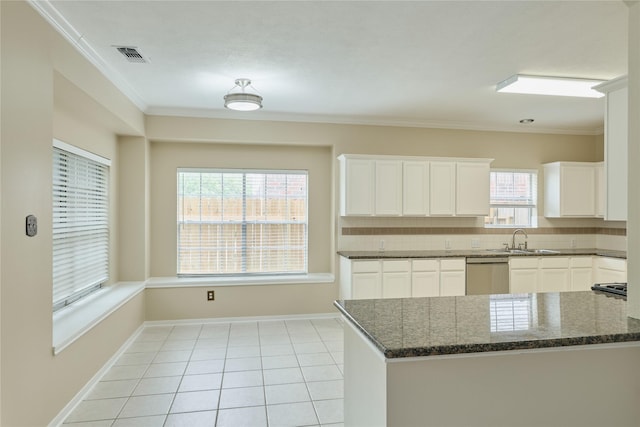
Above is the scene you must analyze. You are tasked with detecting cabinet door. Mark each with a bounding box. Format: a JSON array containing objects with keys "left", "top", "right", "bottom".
[
  {"left": 539, "top": 268, "right": 570, "bottom": 292},
  {"left": 342, "top": 158, "right": 374, "bottom": 216},
  {"left": 456, "top": 162, "right": 490, "bottom": 216},
  {"left": 560, "top": 165, "right": 596, "bottom": 216},
  {"left": 571, "top": 268, "right": 593, "bottom": 291},
  {"left": 352, "top": 273, "right": 381, "bottom": 299},
  {"left": 510, "top": 269, "right": 538, "bottom": 293},
  {"left": 412, "top": 271, "right": 439, "bottom": 297},
  {"left": 375, "top": 160, "right": 403, "bottom": 216},
  {"left": 440, "top": 271, "right": 465, "bottom": 296},
  {"left": 403, "top": 161, "right": 430, "bottom": 216},
  {"left": 430, "top": 162, "right": 456, "bottom": 216},
  {"left": 382, "top": 271, "right": 412, "bottom": 298}
]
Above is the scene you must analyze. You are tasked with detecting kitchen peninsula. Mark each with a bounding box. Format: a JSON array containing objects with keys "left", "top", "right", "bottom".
[{"left": 335, "top": 292, "right": 640, "bottom": 427}]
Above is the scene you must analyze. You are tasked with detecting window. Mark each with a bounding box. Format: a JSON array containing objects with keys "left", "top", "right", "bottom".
[
  {"left": 53, "top": 140, "right": 110, "bottom": 311},
  {"left": 485, "top": 169, "right": 538, "bottom": 227},
  {"left": 177, "top": 169, "right": 308, "bottom": 276}
]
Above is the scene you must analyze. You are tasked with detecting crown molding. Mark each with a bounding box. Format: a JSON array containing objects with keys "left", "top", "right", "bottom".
[{"left": 28, "top": 0, "right": 148, "bottom": 111}]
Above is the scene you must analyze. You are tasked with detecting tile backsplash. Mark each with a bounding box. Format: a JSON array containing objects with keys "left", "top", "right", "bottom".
[{"left": 338, "top": 224, "right": 626, "bottom": 252}]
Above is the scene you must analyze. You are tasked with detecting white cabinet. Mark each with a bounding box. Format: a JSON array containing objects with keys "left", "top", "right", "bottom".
[
  {"left": 570, "top": 256, "right": 593, "bottom": 291},
  {"left": 340, "top": 257, "right": 465, "bottom": 299},
  {"left": 411, "top": 259, "right": 439, "bottom": 297},
  {"left": 382, "top": 260, "right": 411, "bottom": 298},
  {"left": 543, "top": 162, "right": 597, "bottom": 217},
  {"left": 430, "top": 161, "right": 456, "bottom": 216},
  {"left": 339, "top": 154, "right": 492, "bottom": 218},
  {"left": 538, "top": 257, "right": 570, "bottom": 293},
  {"left": 456, "top": 161, "right": 490, "bottom": 216},
  {"left": 339, "top": 157, "right": 374, "bottom": 216},
  {"left": 375, "top": 160, "right": 403, "bottom": 216},
  {"left": 594, "top": 256, "right": 627, "bottom": 284},
  {"left": 439, "top": 259, "right": 466, "bottom": 296},
  {"left": 349, "top": 260, "right": 381, "bottom": 299},
  {"left": 595, "top": 77, "right": 628, "bottom": 221},
  {"left": 509, "top": 257, "right": 539, "bottom": 293},
  {"left": 403, "top": 161, "right": 430, "bottom": 216}
]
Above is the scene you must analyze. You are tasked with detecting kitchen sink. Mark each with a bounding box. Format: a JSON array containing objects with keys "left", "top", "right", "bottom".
[{"left": 487, "top": 248, "right": 560, "bottom": 255}]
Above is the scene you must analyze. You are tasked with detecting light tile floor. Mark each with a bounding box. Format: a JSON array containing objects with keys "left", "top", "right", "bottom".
[{"left": 62, "top": 317, "right": 344, "bottom": 427}]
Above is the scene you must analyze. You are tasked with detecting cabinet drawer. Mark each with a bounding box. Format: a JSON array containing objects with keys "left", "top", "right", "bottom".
[
  {"left": 597, "top": 257, "right": 626, "bottom": 271},
  {"left": 510, "top": 257, "right": 539, "bottom": 269},
  {"left": 352, "top": 260, "right": 380, "bottom": 273},
  {"left": 382, "top": 260, "right": 411, "bottom": 272},
  {"left": 540, "top": 257, "right": 570, "bottom": 269},
  {"left": 570, "top": 256, "right": 593, "bottom": 268},
  {"left": 440, "top": 258, "right": 465, "bottom": 271},
  {"left": 412, "top": 259, "right": 439, "bottom": 272}
]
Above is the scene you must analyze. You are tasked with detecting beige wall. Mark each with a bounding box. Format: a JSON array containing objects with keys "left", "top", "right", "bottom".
[
  {"left": 1, "top": 2, "right": 145, "bottom": 425},
  {"left": 0, "top": 0, "right": 617, "bottom": 424},
  {"left": 149, "top": 141, "right": 333, "bottom": 276}
]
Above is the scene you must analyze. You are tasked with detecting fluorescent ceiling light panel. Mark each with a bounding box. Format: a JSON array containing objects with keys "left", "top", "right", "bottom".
[{"left": 496, "top": 75, "right": 605, "bottom": 98}]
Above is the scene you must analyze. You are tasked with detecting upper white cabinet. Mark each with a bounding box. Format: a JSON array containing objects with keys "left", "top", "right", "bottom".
[
  {"left": 374, "top": 160, "right": 403, "bottom": 216},
  {"left": 403, "top": 161, "right": 430, "bottom": 216},
  {"left": 595, "top": 77, "right": 628, "bottom": 221},
  {"left": 543, "top": 162, "right": 597, "bottom": 217},
  {"left": 430, "top": 161, "right": 456, "bottom": 215},
  {"left": 339, "top": 154, "right": 492, "bottom": 217},
  {"left": 339, "top": 157, "right": 374, "bottom": 216},
  {"left": 456, "top": 161, "right": 491, "bottom": 216}
]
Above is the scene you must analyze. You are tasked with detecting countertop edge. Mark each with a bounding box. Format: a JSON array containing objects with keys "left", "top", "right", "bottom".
[
  {"left": 337, "top": 249, "right": 626, "bottom": 260},
  {"left": 334, "top": 295, "right": 640, "bottom": 359}
]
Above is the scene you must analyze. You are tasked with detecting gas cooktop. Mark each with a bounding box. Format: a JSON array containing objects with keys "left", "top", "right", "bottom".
[{"left": 591, "top": 283, "right": 627, "bottom": 298}]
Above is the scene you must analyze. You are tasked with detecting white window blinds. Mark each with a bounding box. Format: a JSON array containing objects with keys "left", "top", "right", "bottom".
[
  {"left": 485, "top": 169, "right": 538, "bottom": 227},
  {"left": 177, "top": 169, "right": 308, "bottom": 276},
  {"left": 53, "top": 140, "right": 110, "bottom": 310}
]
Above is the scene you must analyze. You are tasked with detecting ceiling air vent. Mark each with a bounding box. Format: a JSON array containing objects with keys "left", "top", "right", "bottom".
[{"left": 115, "top": 46, "right": 147, "bottom": 63}]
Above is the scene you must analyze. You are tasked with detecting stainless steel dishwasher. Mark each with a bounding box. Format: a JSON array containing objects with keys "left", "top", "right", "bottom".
[{"left": 466, "top": 257, "right": 509, "bottom": 295}]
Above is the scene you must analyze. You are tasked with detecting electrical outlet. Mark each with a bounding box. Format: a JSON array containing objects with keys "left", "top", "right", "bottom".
[
  {"left": 571, "top": 239, "right": 577, "bottom": 248},
  {"left": 445, "top": 239, "right": 451, "bottom": 250},
  {"left": 379, "top": 239, "right": 385, "bottom": 252},
  {"left": 207, "top": 290, "right": 215, "bottom": 301},
  {"left": 471, "top": 238, "right": 480, "bottom": 249}
]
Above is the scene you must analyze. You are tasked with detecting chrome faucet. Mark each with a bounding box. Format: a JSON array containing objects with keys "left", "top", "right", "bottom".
[{"left": 511, "top": 228, "right": 528, "bottom": 250}]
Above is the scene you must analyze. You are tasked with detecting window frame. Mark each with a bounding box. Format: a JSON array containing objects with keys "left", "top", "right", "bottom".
[
  {"left": 52, "top": 139, "right": 111, "bottom": 312},
  {"left": 176, "top": 168, "right": 309, "bottom": 277},
  {"left": 485, "top": 168, "right": 538, "bottom": 228}
]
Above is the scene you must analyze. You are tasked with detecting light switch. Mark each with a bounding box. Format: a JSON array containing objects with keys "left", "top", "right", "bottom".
[{"left": 26, "top": 215, "right": 37, "bottom": 237}]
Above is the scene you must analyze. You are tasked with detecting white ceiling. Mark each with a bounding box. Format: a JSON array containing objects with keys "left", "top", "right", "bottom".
[{"left": 35, "top": 1, "right": 629, "bottom": 134}]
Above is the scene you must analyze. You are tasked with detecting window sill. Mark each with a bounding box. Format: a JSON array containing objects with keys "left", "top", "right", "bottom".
[
  {"left": 52, "top": 282, "right": 145, "bottom": 355},
  {"left": 145, "top": 273, "right": 335, "bottom": 288}
]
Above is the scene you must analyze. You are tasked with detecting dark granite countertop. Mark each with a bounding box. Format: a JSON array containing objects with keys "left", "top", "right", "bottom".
[
  {"left": 338, "top": 248, "right": 626, "bottom": 260},
  {"left": 335, "top": 291, "right": 640, "bottom": 358}
]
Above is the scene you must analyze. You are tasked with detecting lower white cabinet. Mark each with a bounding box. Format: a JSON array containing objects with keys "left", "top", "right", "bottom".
[
  {"left": 570, "top": 257, "right": 594, "bottom": 291},
  {"left": 538, "top": 257, "right": 571, "bottom": 293},
  {"left": 439, "top": 259, "right": 466, "bottom": 296},
  {"left": 340, "top": 257, "right": 465, "bottom": 300},
  {"left": 411, "top": 259, "right": 440, "bottom": 297},
  {"left": 382, "top": 260, "right": 411, "bottom": 298},
  {"left": 594, "top": 257, "right": 627, "bottom": 283},
  {"left": 509, "top": 258, "right": 539, "bottom": 293},
  {"left": 510, "top": 256, "right": 596, "bottom": 294}
]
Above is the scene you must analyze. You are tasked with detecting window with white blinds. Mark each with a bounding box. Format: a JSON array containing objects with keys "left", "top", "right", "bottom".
[
  {"left": 53, "top": 140, "right": 110, "bottom": 311},
  {"left": 485, "top": 169, "right": 538, "bottom": 228},
  {"left": 177, "top": 169, "right": 308, "bottom": 276}
]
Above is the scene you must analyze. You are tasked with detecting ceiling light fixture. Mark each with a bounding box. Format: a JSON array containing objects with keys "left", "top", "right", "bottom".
[
  {"left": 496, "top": 74, "right": 605, "bottom": 98},
  {"left": 224, "top": 78, "right": 263, "bottom": 111}
]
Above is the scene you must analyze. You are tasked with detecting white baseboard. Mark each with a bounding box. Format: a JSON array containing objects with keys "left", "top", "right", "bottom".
[
  {"left": 48, "top": 324, "right": 145, "bottom": 427},
  {"left": 144, "top": 312, "right": 340, "bottom": 327}
]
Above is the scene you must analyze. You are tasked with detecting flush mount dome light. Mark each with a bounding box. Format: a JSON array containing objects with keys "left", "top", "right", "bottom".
[
  {"left": 224, "top": 78, "right": 263, "bottom": 111},
  {"left": 496, "top": 74, "right": 605, "bottom": 98}
]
